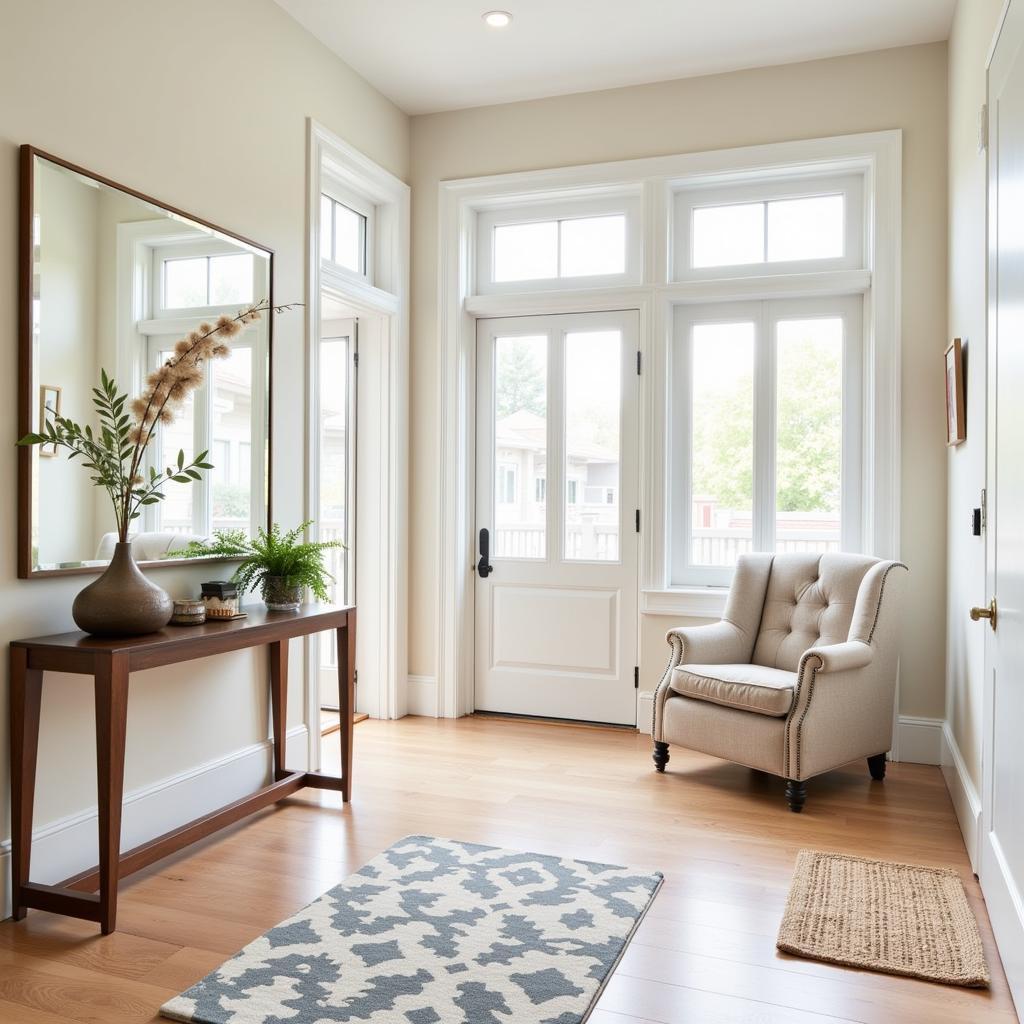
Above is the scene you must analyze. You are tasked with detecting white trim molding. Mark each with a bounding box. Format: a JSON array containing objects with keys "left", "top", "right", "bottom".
[
  {"left": 641, "top": 587, "right": 728, "bottom": 618},
  {"left": 437, "top": 131, "right": 902, "bottom": 720},
  {"left": 892, "top": 715, "right": 943, "bottom": 766},
  {"left": 0, "top": 725, "right": 307, "bottom": 921},
  {"left": 304, "top": 119, "right": 410, "bottom": 760},
  {"left": 407, "top": 675, "right": 440, "bottom": 718},
  {"left": 941, "top": 722, "right": 982, "bottom": 872}
]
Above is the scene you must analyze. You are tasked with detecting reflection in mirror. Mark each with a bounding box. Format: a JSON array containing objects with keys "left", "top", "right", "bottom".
[{"left": 25, "top": 151, "right": 271, "bottom": 574}]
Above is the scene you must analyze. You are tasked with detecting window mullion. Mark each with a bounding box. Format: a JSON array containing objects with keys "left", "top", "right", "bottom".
[
  {"left": 548, "top": 325, "right": 564, "bottom": 564},
  {"left": 753, "top": 302, "right": 775, "bottom": 553},
  {"left": 679, "top": 320, "right": 693, "bottom": 581}
]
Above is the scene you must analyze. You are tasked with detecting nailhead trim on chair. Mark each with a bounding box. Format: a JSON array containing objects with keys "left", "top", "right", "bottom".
[
  {"left": 652, "top": 634, "right": 684, "bottom": 738},
  {"left": 866, "top": 562, "right": 909, "bottom": 643}
]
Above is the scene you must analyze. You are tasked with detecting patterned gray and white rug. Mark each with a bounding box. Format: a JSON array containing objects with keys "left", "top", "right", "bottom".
[{"left": 161, "top": 835, "right": 662, "bottom": 1024}]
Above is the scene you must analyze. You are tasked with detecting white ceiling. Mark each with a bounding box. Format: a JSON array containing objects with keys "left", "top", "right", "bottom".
[{"left": 274, "top": 0, "right": 955, "bottom": 116}]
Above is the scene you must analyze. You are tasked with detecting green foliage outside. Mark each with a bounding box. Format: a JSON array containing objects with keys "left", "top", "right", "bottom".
[
  {"left": 693, "top": 334, "right": 841, "bottom": 513},
  {"left": 495, "top": 333, "right": 842, "bottom": 514}
]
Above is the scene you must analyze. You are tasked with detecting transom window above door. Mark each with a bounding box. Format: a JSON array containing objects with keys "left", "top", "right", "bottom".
[
  {"left": 673, "top": 174, "right": 864, "bottom": 280},
  {"left": 320, "top": 187, "right": 374, "bottom": 280},
  {"left": 152, "top": 241, "right": 262, "bottom": 316},
  {"left": 476, "top": 192, "right": 642, "bottom": 293}
]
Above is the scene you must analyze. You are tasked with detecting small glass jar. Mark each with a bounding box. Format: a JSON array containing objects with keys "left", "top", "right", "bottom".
[
  {"left": 171, "top": 598, "right": 206, "bottom": 625},
  {"left": 202, "top": 581, "right": 239, "bottom": 619}
]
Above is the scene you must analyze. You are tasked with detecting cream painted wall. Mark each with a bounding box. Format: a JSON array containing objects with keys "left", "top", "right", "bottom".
[
  {"left": 946, "top": 0, "right": 1003, "bottom": 791},
  {"left": 0, "top": 0, "right": 407, "bottom": 871},
  {"left": 409, "top": 43, "right": 950, "bottom": 719}
]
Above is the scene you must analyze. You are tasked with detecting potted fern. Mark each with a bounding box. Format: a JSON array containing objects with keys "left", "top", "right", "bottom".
[{"left": 179, "top": 522, "right": 343, "bottom": 611}]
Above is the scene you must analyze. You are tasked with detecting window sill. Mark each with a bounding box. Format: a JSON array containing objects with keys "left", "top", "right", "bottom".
[{"left": 641, "top": 587, "right": 727, "bottom": 619}]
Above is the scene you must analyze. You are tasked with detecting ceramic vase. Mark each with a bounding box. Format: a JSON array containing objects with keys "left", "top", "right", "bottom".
[{"left": 72, "top": 542, "right": 174, "bottom": 636}]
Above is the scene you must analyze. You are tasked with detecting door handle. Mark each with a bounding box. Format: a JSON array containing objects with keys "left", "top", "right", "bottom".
[
  {"left": 477, "top": 528, "right": 493, "bottom": 578},
  {"left": 970, "top": 598, "right": 997, "bottom": 630}
]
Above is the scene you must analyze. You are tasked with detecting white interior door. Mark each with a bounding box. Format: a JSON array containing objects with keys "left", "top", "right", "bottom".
[
  {"left": 985, "top": 5, "right": 1024, "bottom": 1011},
  {"left": 474, "top": 311, "right": 639, "bottom": 725}
]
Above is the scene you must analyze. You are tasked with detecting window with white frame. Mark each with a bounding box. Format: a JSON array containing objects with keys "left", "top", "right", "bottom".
[
  {"left": 671, "top": 297, "right": 862, "bottom": 586},
  {"left": 476, "top": 192, "right": 642, "bottom": 293},
  {"left": 143, "top": 238, "right": 267, "bottom": 539},
  {"left": 670, "top": 169, "right": 867, "bottom": 586},
  {"left": 673, "top": 174, "right": 863, "bottom": 280},
  {"left": 320, "top": 186, "right": 373, "bottom": 280},
  {"left": 153, "top": 241, "right": 260, "bottom": 315}
]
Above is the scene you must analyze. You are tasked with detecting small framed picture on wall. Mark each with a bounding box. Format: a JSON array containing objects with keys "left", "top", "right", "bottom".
[
  {"left": 945, "top": 338, "right": 966, "bottom": 446},
  {"left": 38, "top": 384, "right": 61, "bottom": 457}
]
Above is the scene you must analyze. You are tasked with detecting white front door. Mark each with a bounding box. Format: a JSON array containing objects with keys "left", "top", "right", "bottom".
[
  {"left": 985, "top": 5, "right": 1024, "bottom": 1011},
  {"left": 474, "top": 311, "right": 639, "bottom": 725}
]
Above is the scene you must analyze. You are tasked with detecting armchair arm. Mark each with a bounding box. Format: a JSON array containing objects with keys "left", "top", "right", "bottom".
[
  {"left": 665, "top": 620, "right": 752, "bottom": 665},
  {"left": 653, "top": 620, "right": 752, "bottom": 740},
  {"left": 785, "top": 641, "right": 892, "bottom": 781},
  {"left": 802, "top": 640, "right": 873, "bottom": 674}
]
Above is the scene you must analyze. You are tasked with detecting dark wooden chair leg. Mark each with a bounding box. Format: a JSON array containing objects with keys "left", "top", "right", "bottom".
[
  {"left": 653, "top": 741, "right": 670, "bottom": 773},
  {"left": 867, "top": 753, "right": 887, "bottom": 781},
  {"left": 10, "top": 647, "right": 43, "bottom": 922},
  {"left": 95, "top": 653, "right": 130, "bottom": 935},
  {"left": 785, "top": 779, "right": 807, "bottom": 813}
]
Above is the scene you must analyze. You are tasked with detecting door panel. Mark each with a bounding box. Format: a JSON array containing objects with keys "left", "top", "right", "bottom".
[
  {"left": 474, "top": 311, "right": 639, "bottom": 725},
  {"left": 985, "top": 4, "right": 1024, "bottom": 1011},
  {"left": 490, "top": 585, "right": 619, "bottom": 674}
]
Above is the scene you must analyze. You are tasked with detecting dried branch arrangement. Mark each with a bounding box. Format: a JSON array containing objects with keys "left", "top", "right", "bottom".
[{"left": 18, "top": 300, "right": 300, "bottom": 543}]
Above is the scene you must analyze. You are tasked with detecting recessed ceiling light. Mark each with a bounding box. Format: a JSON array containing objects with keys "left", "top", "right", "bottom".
[{"left": 483, "top": 10, "right": 512, "bottom": 28}]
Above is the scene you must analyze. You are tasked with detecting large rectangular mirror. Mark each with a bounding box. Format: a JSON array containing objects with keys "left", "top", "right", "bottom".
[{"left": 18, "top": 147, "right": 273, "bottom": 577}]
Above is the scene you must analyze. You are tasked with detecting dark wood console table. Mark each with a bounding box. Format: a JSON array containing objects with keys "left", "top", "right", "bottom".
[{"left": 9, "top": 603, "right": 354, "bottom": 934}]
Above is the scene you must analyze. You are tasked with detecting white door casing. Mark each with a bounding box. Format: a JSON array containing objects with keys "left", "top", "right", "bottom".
[
  {"left": 984, "top": 3, "right": 1024, "bottom": 1012},
  {"left": 474, "top": 311, "right": 640, "bottom": 725}
]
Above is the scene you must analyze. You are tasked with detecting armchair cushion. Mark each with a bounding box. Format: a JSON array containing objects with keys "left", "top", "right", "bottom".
[{"left": 671, "top": 663, "right": 797, "bottom": 718}]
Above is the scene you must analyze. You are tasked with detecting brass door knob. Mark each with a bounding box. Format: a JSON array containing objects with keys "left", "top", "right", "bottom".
[{"left": 970, "top": 599, "right": 997, "bottom": 630}]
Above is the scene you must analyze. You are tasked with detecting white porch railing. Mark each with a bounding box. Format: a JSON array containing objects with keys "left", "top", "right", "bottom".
[
  {"left": 493, "top": 524, "right": 839, "bottom": 564},
  {"left": 691, "top": 528, "right": 840, "bottom": 565},
  {"left": 495, "top": 522, "right": 620, "bottom": 560}
]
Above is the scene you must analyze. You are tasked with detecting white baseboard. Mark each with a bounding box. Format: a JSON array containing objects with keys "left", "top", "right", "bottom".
[
  {"left": 637, "top": 690, "right": 654, "bottom": 735},
  {"left": 941, "top": 721, "right": 982, "bottom": 872},
  {"left": 1, "top": 724, "right": 308, "bottom": 921},
  {"left": 407, "top": 675, "right": 439, "bottom": 717},
  {"left": 893, "top": 715, "right": 943, "bottom": 765}
]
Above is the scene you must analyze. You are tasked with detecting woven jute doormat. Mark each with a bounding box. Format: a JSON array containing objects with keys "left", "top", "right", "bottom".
[{"left": 777, "top": 850, "right": 990, "bottom": 987}]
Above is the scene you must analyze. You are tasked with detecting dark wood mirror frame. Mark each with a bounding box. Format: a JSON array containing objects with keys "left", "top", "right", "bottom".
[{"left": 18, "top": 145, "right": 274, "bottom": 578}]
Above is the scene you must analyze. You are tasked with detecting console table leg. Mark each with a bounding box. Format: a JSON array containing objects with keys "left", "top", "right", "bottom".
[
  {"left": 10, "top": 647, "right": 42, "bottom": 921},
  {"left": 269, "top": 640, "right": 288, "bottom": 780},
  {"left": 337, "top": 614, "right": 356, "bottom": 802},
  {"left": 95, "top": 654, "right": 129, "bottom": 935}
]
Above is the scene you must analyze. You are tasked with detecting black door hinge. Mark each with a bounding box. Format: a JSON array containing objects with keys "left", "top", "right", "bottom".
[
  {"left": 634, "top": 666, "right": 639, "bottom": 689},
  {"left": 353, "top": 350, "right": 359, "bottom": 367},
  {"left": 635, "top": 509, "right": 640, "bottom": 533},
  {"left": 636, "top": 350, "right": 642, "bottom": 375},
  {"left": 354, "top": 670, "right": 358, "bottom": 686}
]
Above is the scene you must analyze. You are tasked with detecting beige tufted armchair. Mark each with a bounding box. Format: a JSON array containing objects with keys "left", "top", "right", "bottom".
[{"left": 652, "top": 552, "right": 908, "bottom": 811}]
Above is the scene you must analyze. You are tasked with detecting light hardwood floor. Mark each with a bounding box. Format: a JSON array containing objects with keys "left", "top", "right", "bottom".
[{"left": 0, "top": 715, "right": 1015, "bottom": 1024}]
